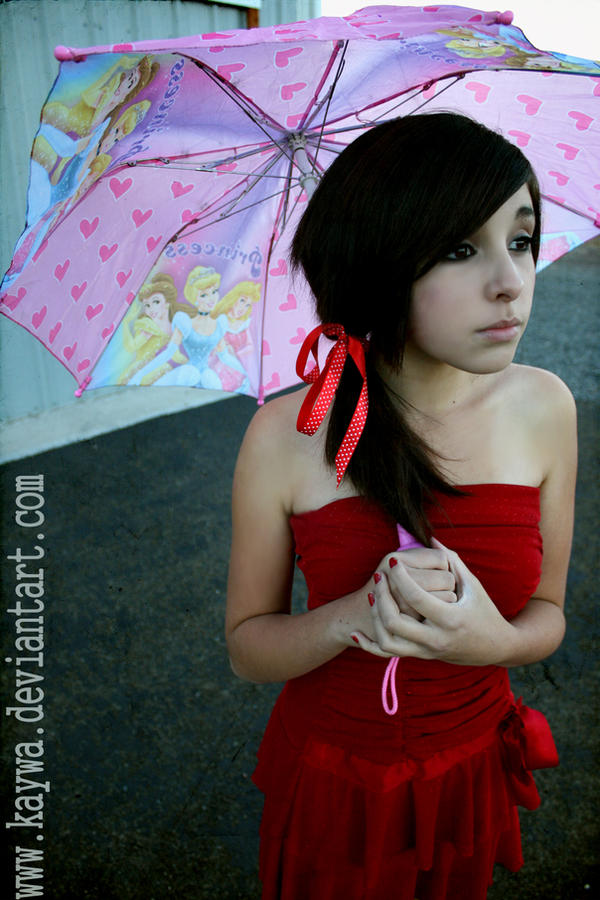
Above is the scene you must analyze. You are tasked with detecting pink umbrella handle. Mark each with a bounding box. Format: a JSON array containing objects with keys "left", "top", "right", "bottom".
[
  {"left": 382, "top": 656, "right": 399, "bottom": 715},
  {"left": 381, "top": 524, "right": 424, "bottom": 716}
]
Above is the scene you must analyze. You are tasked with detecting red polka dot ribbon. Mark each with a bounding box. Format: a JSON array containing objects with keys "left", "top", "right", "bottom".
[{"left": 295, "top": 323, "right": 369, "bottom": 485}]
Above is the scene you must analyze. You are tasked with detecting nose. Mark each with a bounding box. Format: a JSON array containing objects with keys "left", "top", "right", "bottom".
[{"left": 485, "top": 250, "right": 524, "bottom": 302}]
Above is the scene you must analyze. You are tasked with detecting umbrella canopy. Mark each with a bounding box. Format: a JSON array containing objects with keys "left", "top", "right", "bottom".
[{"left": 1, "top": 5, "right": 598, "bottom": 399}]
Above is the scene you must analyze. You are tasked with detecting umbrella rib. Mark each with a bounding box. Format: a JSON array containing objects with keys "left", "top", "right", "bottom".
[
  {"left": 191, "top": 61, "right": 295, "bottom": 166},
  {"left": 303, "top": 42, "right": 349, "bottom": 173},
  {"left": 298, "top": 40, "right": 348, "bottom": 133},
  {"left": 177, "top": 150, "right": 291, "bottom": 232},
  {"left": 212, "top": 148, "right": 289, "bottom": 219},
  {"left": 181, "top": 184, "right": 294, "bottom": 235},
  {"left": 314, "top": 74, "right": 465, "bottom": 139},
  {"left": 540, "top": 194, "right": 600, "bottom": 225},
  {"left": 278, "top": 156, "right": 297, "bottom": 234}
]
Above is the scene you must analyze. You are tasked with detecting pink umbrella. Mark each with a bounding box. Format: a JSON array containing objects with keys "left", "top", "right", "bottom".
[{"left": 1, "top": 5, "right": 598, "bottom": 399}]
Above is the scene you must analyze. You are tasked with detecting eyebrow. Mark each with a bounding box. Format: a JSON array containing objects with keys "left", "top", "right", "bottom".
[{"left": 515, "top": 205, "right": 536, "bottom": 222}]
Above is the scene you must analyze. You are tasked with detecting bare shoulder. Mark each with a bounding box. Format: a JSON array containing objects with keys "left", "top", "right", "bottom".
[
  {"left": 503, "top": 364, "right": 577, "bottom": 482},
  {"left": 503, "top": 363, "right": 576, "bottom": 425},
  {"left": 239, "top": 386, "right": 310, "bottom": 459},
  {"left": 234, "top": 387, "right": 313, "bottom": 512}
]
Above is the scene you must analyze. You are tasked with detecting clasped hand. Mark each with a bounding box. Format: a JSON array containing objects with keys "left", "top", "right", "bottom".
[{"left": 352, "top": 539, "right": 512, "bottom": 667}]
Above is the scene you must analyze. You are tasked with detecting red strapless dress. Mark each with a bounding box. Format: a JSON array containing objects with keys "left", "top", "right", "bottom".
[{"left": 253, "top": 485, "right": 559, "bottom": 900}]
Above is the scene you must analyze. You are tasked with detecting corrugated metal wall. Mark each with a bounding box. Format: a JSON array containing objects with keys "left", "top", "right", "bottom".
[{"left": 0, "top": 0, "right": 321, "bottom": 436}]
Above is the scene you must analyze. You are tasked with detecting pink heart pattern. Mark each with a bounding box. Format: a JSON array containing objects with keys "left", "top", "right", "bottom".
[
  {"left": 516, "top": 95, "right": 542, "bottom": 116},
  {"left": 217, "top": 62, "right": 246, "bottom": 82},
  {"left": 171, "top": 181, "right": 194, "bottom": 198},
  {"left": 269, "top": 259, "right": 288, "bottom": 277},
  {"left": 109, "top": 177, "right": 133, "bottom": 199},
  {"left": 281, "top": 82, "right": 307, "bottom": 101},
  {"left": 146, "top": 235, "right": 163, "bottom": 253},
  {"left": 568, "top": 111, "right": 593, "bottom": 131},
  {"left": 49, "top": 322, "right": 61, "bottom": 344},
  {"left": 54, "top": 260, "right": 70, "bottom": 282},
  {"left": 508, "top": 130, "right": 531, "bottom": 147},
  {"left": 116, "top": 270, "right": 132, "bottom": 287},
  {"left": 548, "top": 171, "right": 569, "bottom": 186},
  {"left": 279, "top": 293, "right": 297, "bottom": 311},
  {"left": 556, "top": 143, "right": 580, "bottom": 160},
  {"left": 71, "top": 282, "right": 88, "bottom": 301},
  {"left": 2, "top": 287, "right": 26, "bottom": 310},
  {"left": 32, "top": 306, "right": 47, "bottom": 329},
  {"left": 264, "top": 373, "right": 281, "bottom": 392},
  {"left": 86, "top": 304, "right": 104, "bottom": 321},
  {"left": 132, "top": 208, "right": 153, "bottom": 227},
  {"left": 99, "top": 243, "right": 118, "bottom": 262},
  {"left": 275, "top": 47, "right": 303, "bottom": 68},
  {"left": 290, "top": 328, "right": 307, "bottom": 345},
  {"left": 80, "top": 217, "right": 99, "bottom": 239},
  {"left": 465, "top": 82, "right": 490, "bottom": 104}
]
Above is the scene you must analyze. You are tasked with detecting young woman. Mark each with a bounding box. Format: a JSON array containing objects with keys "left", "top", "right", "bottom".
[{"left": 226, "top": 113, "right": 576, "bottom": 900}]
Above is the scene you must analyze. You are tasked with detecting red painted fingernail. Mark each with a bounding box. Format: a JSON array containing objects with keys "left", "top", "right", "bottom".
[
  {"left": 351, "top": 634, "right": 359, "bottom": 644},
  {"left": 389, "top": 557, "right": 398, "bottom": 568},
  {"left": 374, "top": 572, "right": 382, "bottom": 584},
  {"left": 368, "top": 592, "right": 375, "bottom": 607}
]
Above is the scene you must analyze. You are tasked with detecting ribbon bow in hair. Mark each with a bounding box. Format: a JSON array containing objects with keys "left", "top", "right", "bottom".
[{"left": 296, "top": 323, "right": 369, "bottom": 485}]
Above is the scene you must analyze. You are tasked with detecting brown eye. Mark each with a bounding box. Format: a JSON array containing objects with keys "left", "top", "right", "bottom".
[
  {"left": 445, "top": 243, "right": 475, "bottom": 261},
  {"left": 510, "top": 235, "right": 533, "bottom": 252}
]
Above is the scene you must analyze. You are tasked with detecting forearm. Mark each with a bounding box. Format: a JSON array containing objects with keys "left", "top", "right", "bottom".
[
  {"left": 227, "top": 589, "right": 365, "bottom": 683},
  {"left": 497, "top": 597, "right": 566, "bottom": 667}
]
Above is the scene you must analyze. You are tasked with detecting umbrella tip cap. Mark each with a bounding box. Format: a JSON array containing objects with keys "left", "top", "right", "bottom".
[
  {"left": 497, "top": 11, "right": 514, "bottom": 25},
  {"left": 55, "top": 45, "right": 87, "bottom": 62}
]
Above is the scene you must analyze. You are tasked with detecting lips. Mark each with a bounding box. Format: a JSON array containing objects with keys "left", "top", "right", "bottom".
[
  {"left": 479, "top": 317, "right": 521, "bottom": 331},
  {"left": 477, "top": 317, "right": 522, "bottom": 343}
]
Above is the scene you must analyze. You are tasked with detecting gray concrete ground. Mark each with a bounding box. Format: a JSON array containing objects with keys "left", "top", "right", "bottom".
[{"left": 1, "top": 237, "right": 598, "bottom": 899}]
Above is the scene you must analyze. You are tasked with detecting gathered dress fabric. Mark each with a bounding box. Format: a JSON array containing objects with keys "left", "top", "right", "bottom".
[{"left": 252, "top": 485, "right": 559, "bottom": 900}]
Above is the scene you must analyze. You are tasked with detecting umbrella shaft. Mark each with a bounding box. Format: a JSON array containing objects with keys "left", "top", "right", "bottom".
[{"left": 293, "top": 146, "right": 319, "bottom": 198}]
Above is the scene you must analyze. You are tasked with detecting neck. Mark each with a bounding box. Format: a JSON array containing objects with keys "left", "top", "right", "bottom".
[{"left": 377, "top": 348, "right": 491, "bottom": 418}]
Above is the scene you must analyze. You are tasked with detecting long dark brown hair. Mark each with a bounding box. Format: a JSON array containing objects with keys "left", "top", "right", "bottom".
[{"left": 291, "top": 113, "right": 541, "bottom": 544}]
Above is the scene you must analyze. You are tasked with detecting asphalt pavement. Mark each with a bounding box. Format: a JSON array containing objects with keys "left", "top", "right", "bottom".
[{"left": 1, "top": 237, "right": 598, "bottom": 899}]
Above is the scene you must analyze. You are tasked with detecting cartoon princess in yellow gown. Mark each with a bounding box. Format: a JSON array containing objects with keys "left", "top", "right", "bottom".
[{"left": 118, "top": 273, "right": 188, "bottom": 385}]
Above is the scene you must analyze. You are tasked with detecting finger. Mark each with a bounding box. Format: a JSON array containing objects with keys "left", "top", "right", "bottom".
[
  {"left": 381, "top": 561, "right": 455, "bottom": 627},
  {"left": 430, "top": 537, "right": 482, "bottom": 601},
  {"left": 389, "top": 547, "right": 451, "bottom": 570},
  {"left": 399, "top": 565, "right": 456, "bottom": 595},
  {"left": 350, "top": 631, "right": 395, "bottom": 658},
  {"left": 371, "top": 572, "right": 429, "bottom": 649},
  {"left": 431, "top": 591, "right": 458, "bottom": 604}
]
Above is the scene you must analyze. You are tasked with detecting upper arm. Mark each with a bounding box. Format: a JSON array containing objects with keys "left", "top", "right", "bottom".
[
  {"left": 533, "top": 373, "right": 578, "bottom": 609},
  {"left": 225, "top": 402, "right": 297, "bottom": 640}
]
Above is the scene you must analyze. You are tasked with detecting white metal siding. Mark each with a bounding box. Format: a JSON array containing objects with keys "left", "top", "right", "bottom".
[{"left": 0, "top": 0, "right": 321, "bottom": 438}]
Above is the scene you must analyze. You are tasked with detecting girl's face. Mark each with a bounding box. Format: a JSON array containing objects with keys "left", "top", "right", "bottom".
[
  {"left": 231, "top": 295, "right": 252, "bottom": 318},
  {"left": 142, "top": 292, "right": 169, "bottom": 320},
  {"left": 99, "top": 123, "right": 125, "bottom": 154},
  {"left": 114, "top": 67, "right": 140, "bottom": 102},
  {"left": 195, "top": 282, "right": 220, "bottom": 312},
  {"left": 406, "top": 184, "right": 536, "bottom": 376}
]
